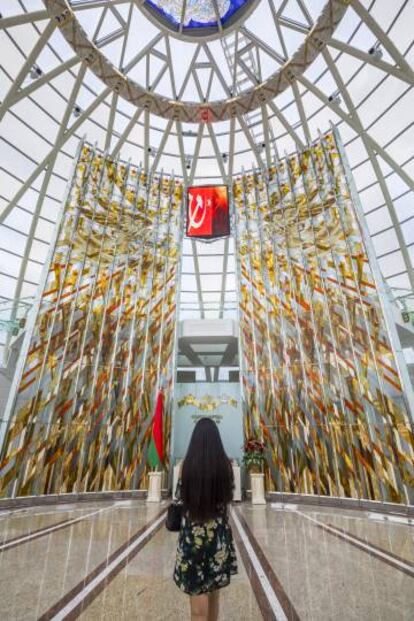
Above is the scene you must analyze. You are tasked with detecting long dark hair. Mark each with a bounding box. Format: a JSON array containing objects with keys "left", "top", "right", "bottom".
[{"left": 181, "top": 418, "right": 233, "bottom": 522}]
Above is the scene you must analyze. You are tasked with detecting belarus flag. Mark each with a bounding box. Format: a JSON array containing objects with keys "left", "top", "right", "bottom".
[{"left": 148, "top": 391, "right": 164, "bottom": 469}]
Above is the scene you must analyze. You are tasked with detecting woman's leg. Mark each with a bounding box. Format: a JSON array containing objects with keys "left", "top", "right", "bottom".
[
  {"left": 190, "top": 594, "right": 209, "bottom": 621},
  {"left": 208, "top": 590, "right": 220, "bottom": 621}
]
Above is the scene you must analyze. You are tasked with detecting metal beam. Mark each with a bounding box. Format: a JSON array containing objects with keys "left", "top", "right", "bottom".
[
  {"left": 202, "top": 43, "right": 233, "bottom": 98},
  {"left": 3, "top": 63, "right": 88, "bottom": 356},
  {"left": 207, "top": 124, "right": 227, "bottom": 182},
  {"left": 0, "top": 19, "right": 56, "bottom": 123},
  {"left": 241, "top": 26, "right": 286, "bottom": 65},
  {"left": 0, "top": 10, "right": 48, "bottom": 29},
  {"left": 349, "top": 0, "right": 414, "bottom": 82},
  {"left": 228, "top": 116, "right": 236, "bottom": 179},
  {"left": 291, "top": 80, "right": 311, "bottom": 143},
  {"left": 164, "top": 35, "right": 178, "bottom": 99},
  {"left": 143, "top": 108, "right": 150, "bottom": 170},
  {"left": 176, "top": 121, "right": 189, "bottom": 185},
  {"left": 7, "top": 56, "right": 80, "bottom": 109},
  {"left": 0, "top": 72, "right": 110, "bottom": 223},
  {"left": 328, "top": 37, "right": 414, "bottom": 85},
  {"left": 178, "top": 0, "right": 188, "bottom": 35},
  {"left": 151, "top": 119, "right": 174, "bottom": 174},
  {"left": 106, "top": 2, "right": 134, "bottom": 154},
  {"left": 0, "top": 39, "right": 164, "bottom": 223},
  {"left": 260, "top": 103, "right": 273, "bottom": 167},
  {"left": 297, "top": 73, "right": 414, "bottom": 192},
  {"left": 237, "top": 115, "right": 264, "bottom": 169},
  {"left": 105, "top": 93, "right": 118, "bottom": 152},
  {"left": 4, "top": 23, "right": 126, "bottom": 111},
  {"left": 211, "top": 0, "right": 223, "bottom": 34},
  {"left": 322, "top": 47, "right": 414, "bottom": 289},
  {"left": 267, "top": 99, "right": 305, "bottom": 150},
  {"left": 177, "top": 44, "right": 202, "bottom": 99},
  {"left": 72, "top": 0, "right": 132, "bottom": 9},
  {"left": 189, "top": 124, "right": 205, "bottom": 320},
  {"left": 110, "top": 108, "right": 142, "bottom": 158},
  {"left": 277, "top": 15, "right": 309, "bottom": 35}
]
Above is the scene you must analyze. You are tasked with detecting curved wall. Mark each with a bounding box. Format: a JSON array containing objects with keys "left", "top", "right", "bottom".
[{"left": 1, "top": 132, "right": 413, "bottom": 503}]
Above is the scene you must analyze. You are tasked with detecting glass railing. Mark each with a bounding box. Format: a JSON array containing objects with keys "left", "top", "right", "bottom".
[
  {"left": 388, "top": 287, "right": 414, "bottom": 327},
  {"left": 0, "top": 298, "right": 33, "bottom": 336}
]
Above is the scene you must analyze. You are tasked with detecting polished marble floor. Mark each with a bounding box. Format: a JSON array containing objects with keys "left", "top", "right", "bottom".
[{"left": 0, "top": 499, "right": 413, "bottom": 620}]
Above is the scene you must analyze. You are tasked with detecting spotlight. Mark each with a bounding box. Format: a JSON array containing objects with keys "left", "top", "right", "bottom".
[
  {"left": 368, "top": 44, "right": 383, "bottom": 60},
  {"left": 328, "top": 91, "right": 341, "bottom": 105},
  {"left": 30, "top": 65, "right": 42, "bottom": 80},
  {"left": 185, "top": 157, "right": 192, "bottom": 170},
  {"left": 73, "top": 104, "right": 82, "bottom": 118},
  {"left": 222, "top": 153, "right": 228, "bottom": 163}
]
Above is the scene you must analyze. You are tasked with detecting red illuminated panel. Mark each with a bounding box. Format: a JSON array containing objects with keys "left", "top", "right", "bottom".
[{"left": 186, "top": 185, "right": 229, "bottom": 239}]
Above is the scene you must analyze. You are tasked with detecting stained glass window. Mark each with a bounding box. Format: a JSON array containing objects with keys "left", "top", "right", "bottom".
[{"left": 145, "top": 0, "right": 251, "bottom": 30}]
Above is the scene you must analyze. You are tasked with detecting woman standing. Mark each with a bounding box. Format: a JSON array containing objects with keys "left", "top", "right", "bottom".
[{"left": 174, "top": 417, "right": 238, "bottom": 621}]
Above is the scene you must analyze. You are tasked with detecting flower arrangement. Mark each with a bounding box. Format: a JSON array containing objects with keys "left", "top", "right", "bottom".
[{"left": 242, "top": 438, "right": 266, "bottom": 473}]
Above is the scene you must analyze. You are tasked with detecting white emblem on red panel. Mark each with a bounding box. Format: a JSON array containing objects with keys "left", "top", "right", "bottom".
[{"left": 188, "top": 192, "right": 211, "bottom": 231}]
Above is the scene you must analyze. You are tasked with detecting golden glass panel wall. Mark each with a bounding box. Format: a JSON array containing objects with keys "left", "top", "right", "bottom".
[
  {"left": 233, "top": 130, "right": 414, "bottom": 504},
  {"left": 0, "top": 145, "right": 183, "bottom": 497},
  {"left": 1, "top": 132, "right": 413, "bottom": 504}
]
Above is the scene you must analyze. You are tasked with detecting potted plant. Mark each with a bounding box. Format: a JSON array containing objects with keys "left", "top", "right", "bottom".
[{"left": 242, "top": 438, "right": 266, "bottom": 504}]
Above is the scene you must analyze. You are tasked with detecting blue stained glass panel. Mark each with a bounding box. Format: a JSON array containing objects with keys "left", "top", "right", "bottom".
[{"left": 144, "top": 0, "right": 251, "bottom": 30}]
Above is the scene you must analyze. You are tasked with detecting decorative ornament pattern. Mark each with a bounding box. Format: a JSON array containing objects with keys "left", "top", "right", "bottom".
[{"left": 178, "top": 394, "right": 238, "bottom": 410}]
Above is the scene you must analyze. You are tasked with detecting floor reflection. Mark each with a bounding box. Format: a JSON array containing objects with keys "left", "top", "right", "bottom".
[{"left": 0, "top": 499, "right": 412, "bottom": 620}]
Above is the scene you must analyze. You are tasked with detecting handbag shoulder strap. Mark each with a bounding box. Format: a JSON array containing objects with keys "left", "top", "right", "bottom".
[{"left": 174, "top": 478, "right": 182, "bottom": 501}]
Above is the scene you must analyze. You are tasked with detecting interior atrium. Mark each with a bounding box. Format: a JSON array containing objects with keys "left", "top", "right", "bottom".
[{"left": 0, "top": 1, "right": 413, "bottom": 619}]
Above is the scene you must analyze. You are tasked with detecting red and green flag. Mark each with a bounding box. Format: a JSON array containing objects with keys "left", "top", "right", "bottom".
[{"left": 148, "top": 391, "right": 164, "bottom": 469}]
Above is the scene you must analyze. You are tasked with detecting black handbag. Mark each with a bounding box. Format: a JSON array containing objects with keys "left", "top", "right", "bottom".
[{"left": 166, "top": 502, "right": 183, "bottom": 532}]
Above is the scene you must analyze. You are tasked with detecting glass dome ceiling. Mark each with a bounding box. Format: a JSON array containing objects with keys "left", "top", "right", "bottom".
[
  {"left": 0, "top": 0, "right": 414, "bottom": 370},
  {"left": 143, "top": 0, "right": 258, "bottom": 35}
]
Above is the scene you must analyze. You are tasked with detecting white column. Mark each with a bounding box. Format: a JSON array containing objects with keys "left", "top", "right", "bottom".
[
  {"left": 147, "top": 471, "right": 163, "bottom": 502},
  {"left": 250, "top": 473, "right": 266, "bottom": 505}
]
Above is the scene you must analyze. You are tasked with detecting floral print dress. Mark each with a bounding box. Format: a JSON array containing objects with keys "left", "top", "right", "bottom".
[{"left": 173, "top": 482, "right": 238, "bottom": 595}]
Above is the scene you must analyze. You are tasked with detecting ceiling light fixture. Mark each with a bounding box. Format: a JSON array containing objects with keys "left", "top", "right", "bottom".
[
  {"left": 30, "top": 65, "right": 42, "bottom": 80},
  {"left": 328, "top": 91, "right": 342, "bottom": 105},
  {"left": 368, "top": 42, "right": 383, "bottom": 60}
]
